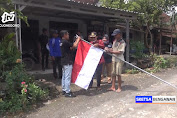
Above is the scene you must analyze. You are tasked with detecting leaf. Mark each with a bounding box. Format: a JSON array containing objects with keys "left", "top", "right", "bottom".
[
  {"left": 7, "top": 41, "right": 13, "bottom": 54},
  {"left": 4, "top": 33, "right": 15, "bottom": 41}
]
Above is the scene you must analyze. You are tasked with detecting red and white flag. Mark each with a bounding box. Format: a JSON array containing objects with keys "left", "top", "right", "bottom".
[{"left": 71, "top": 40, "right": 103, "bottom": 89}]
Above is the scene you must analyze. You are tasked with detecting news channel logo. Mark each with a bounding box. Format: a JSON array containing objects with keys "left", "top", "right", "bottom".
[
  {"left": 135, "top": 96, "right": 176, "bottom": 104},
  {"left": 0, "top": 11, "right": 20, "bottom": 28}
]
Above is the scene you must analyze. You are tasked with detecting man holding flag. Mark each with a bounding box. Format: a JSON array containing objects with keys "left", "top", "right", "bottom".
[
  {"left": 106, "top": 29, "right": 126, "bottom": 93},
  {"left": 71, "top": 32, "right": 104, "bottom": 90},
  {"left": 89, "top": 32, "right": 105, "bottom": 90},
  {"left": 60, "top": 30, "right": 81, "bottom": 98}
]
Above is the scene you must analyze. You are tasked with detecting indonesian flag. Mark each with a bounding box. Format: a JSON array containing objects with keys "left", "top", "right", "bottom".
[{"left": 71, "top": 40, "right": 103, "bottom": 89}]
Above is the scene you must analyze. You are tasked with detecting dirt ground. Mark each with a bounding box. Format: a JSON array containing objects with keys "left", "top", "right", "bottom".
[{"left": 14, "top": 67, "right": 177, "bottom": 118}]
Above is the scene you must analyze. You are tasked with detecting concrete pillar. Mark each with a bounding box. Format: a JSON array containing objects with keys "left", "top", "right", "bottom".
[
  {"left": 126, "top": 19, "right": 130, "bottom": 67},
  {"left": 15, "top": 4, "right": 18, "bottom": 48},
  {"left": 14, "top": 4, "right": 22, "bottom": 54},
  {"left": 19, "top": 17, "right": 22, "bottom": 53}
]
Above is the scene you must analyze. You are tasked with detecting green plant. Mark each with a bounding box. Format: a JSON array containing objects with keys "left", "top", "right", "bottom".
[
  {"left": 145, "top": 55, "right": 170, "bottom": 73},
  {"left": 130, "top": 41, "right": 146, "bottom": 59},
  {"left": 125, "top": 69, "right": 139, "bottom": 74},
  {"left": 0, "top": 33, "right": 48, "bottom": 115},
  {"left": 0, "top": 64, "right": 48, "bottom": 114},
  {"left": 0, "top": 33, "right": 21, "bottom": 80},
  {"left": 166, "top": 57, "right": 177, "bottom": 68},
  {"left": 0, "top": 68, "right": 48, "bottom": 114},
  {"left": 153, "top": 55, "right": 169, "bottom": 71},
  {"left": 28, "top": 83, "right": 48, "bottom": 104},
  {"left": 21, "top": 81, "right": 29, "bottom": 109}
]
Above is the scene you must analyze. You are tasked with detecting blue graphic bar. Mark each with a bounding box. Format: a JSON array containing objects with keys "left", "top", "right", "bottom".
[{"left": 135, "top": 96, "right": 152, "bottom": 103}]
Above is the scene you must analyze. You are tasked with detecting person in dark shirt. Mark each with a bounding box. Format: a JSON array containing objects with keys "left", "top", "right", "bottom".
[
  {"left": 49, "top": 30, "right": 62, "bottom": 79},
  {"left": 102, "top": 34, "right": 112, "bottom": 84},
  {"left": 38, "top": 28, "right": 49, "bottom": 71},
  {"left": 60, "top": 30, "right": 81, "bottom": 97}
]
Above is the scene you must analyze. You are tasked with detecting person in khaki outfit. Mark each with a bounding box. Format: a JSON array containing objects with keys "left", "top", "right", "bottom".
[{"left": 106, "top": 29, "right": 126, "bottom": 93}]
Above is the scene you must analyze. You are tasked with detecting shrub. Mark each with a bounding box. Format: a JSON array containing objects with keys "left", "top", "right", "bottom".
[
  {"left": 28, "top": 82, "right": 48, "bottom": 104},
  {"left": 0, "top": 33, "right": 48, "bottom": 115},
  {"left": 151, "top": 55, "right": 170, "bottom": 72},
  {"left": 125, "top": 69, "right": 139, "bottom": 74},
  {"left": 0, "top": 33, "right": 21, "bottom": 76},
  {"left": 126, "top": 55, "right": 173, "bottom": 74},
  {"left": 0, "top": 65, "right": 49, "bottom": 115},
  {"left": 166, "top": 57, "right": 177, "bottom": 68},
  {"left": 130, "top": 41, "right": 146, "bottom": 59},
  {"left": 144, "top": 55, "right": 170, "bottom": 73}
]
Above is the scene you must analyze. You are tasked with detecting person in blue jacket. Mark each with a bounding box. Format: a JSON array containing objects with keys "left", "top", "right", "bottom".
[{"left": 49, "top": 30, "right": 62, "bottom": 79}]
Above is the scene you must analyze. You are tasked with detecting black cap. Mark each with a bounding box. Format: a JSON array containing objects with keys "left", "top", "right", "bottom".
[{"left": 111, "top": 29, "right": 121, "bottom": 36}]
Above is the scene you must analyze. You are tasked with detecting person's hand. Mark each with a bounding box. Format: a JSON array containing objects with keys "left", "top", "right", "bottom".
[
  {"left": 70, "top": 47, "right": 72, "bottom": 50},
  {"left": 51, "top": 56, "right": 55, "bottom": 61},
  {"left": 77, "top": 36, "right": 81, "bottom": 41},
  {"left": 104, "top": 47, "right": 109, "bottom": 52},
  {"left": 108, "top": 48, "right": 113, "bottom": 53},
  {"left": 94, "top": 43, "right": 99, "bottom": 47},
  {"left": 75, "top": 35, "right": 81, "bottom": 42}
]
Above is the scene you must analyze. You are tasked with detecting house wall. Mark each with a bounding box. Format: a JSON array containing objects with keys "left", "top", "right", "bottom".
[
  {"left": 20, "top": 14, "right": 143, "bottom": 44},
  {"left": 25, "top": 15, "right": 88, "bottom": 38}
]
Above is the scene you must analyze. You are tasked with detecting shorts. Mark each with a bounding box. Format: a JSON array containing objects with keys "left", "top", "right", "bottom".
[{"left": 112, "top": 61, "right": 124, "bottom": 76}]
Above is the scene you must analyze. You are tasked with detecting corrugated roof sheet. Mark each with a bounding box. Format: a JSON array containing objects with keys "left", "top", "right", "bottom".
[{"left": 67, "top": 0, "right": 138, "bottom": 14}]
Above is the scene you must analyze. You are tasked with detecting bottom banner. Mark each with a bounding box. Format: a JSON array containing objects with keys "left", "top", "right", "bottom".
[{"left": 135, "top": 96, "right": 176, "bottom": 104}]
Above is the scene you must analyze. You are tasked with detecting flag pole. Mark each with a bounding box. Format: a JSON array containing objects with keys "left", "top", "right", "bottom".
[{"left": 78, "top": 37, "right": 177, "bottom": 90}]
